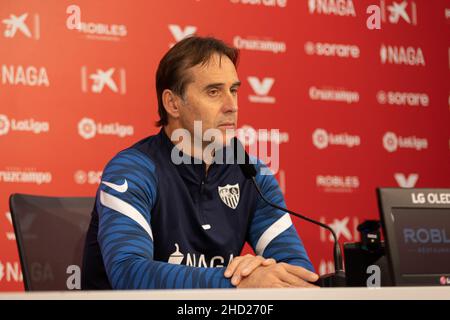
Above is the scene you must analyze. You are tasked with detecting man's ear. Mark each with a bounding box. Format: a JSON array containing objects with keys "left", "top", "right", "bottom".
[{"left": 162, "top": 89, "right": 181, "bottom": 120}]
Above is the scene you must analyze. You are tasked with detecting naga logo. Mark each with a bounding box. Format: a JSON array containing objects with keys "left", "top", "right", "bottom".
[
  {"left": 168, "top": 243, "right": 234, "bottom": 268},
  {"left": 81, "top": 66, "right": 126, "bottom": 94},
  {"left": 2, "top": 12, "right": 40, "bottom": 40},
  {"left": 382, "top": 132, "right": 428, "bottom": 152},
  {"left": 229, "top": 0, "right": 287, "bottom": 8},
  {"left": 1, "top": 64, "right": 49, "bottom": 87},
  {"left": 0, "top": 261, "right": 23, "bottom": 282},
  {"left": 233, "top": 36, "right": 286, "bottom": 54},
  {"left": 380, "top": 44, "right": 425, "bottom": 66},
  {"left": 320, "top": 216, "right": 360, "bottom": 243},
  {"left": 74, "top": 170, "right": 102, "bottom": 185},
  {"left": 308, "top": 0, "right": 356, "bottom": 17},
  {"left": 78, "top": 117, "right": 134, "bottom": 140},
  {"left": 247, "top": 77, "right": 276, "bottom": 104},
  {"left": 0, "top": 114, "right": 49, "bottom": 136},
  {"left": 316, "top": 175, "right": 360, "bottom": 193},
  {"left": 312, "top": 128, "right": 361, "bottom": 150},
  {"left": 376, "top": 90, "right": 429, "bottom": 107},
  {"left": 394, "top": 173, "right": 418, "bottom": 188},
  {"left": 304, "top": 41, "right": 360, "bottom": 59},
  {"left": 0, "top": 168, "right": 52, "bottom": 185},
  {"left": 380, "top": 0, "right": 418, "bottom": 25},
  {"left": 309, "top": 86, "right": 359, "bottom": 104},
  {"left": 168, "top": 24, "right": 196, "bottom": 47}
]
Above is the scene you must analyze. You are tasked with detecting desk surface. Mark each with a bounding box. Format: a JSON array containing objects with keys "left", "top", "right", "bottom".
[{"left": 1, "top": 287, "right": 450, "bottom": 300}]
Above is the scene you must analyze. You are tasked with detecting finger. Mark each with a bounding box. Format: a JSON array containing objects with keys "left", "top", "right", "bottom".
[
  {"left": 274, "top": 281, "right": 295, "bottom": 288},
  {"left": 240, "top": 257, "right": 266, "bottom": 277},
  {"left": 282, "top": 264, "right": 319, "bottom": 283},
  {"left": 224, "top": 257, "right": 241, "bottom": 278},
  {"left": 279, "top": 271, "right": 319, "bottom": 288},
  {"left": 232, "top": 258, "right": 259, "bottom": 285},
  {"left": 262, "top": 258, "right": 276, "bottom": 266}
]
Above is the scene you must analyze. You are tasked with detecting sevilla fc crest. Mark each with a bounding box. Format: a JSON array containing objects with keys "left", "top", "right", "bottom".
[{"left": 218, "top": 183, "right": 240, "bottom": 209}]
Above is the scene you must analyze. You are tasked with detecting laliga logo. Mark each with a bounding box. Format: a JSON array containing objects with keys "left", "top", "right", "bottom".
[
  {"left": 312, "top": 129, "right": 328, "bottom": 149},
  {"left": 78, "top": 118, "right": 96, "bottom": 140},
  {"left": 0, "top": 114, "right": 49, "bottom": 136},
  {"left": 0, "top": 114, "right": 10, "bottom": 136},
  {"left": 383, "top": 132, "right": 398, "bottom": 152},
  {"left": 382, "top": 131, "right": 428, "bottom": 152},
  {"left": 312, "top": 128, "right": 360, "bottom": 149},
  {"left": 78, "top": 117, "right": 134, "bottom": 140}
]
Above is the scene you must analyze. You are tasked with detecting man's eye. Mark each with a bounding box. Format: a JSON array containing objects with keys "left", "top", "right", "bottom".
[
  {"left": 231, "top": 88, "right": 239, "bottom": 95},
  {"left": 208, "top": 89, "right": 219, "bottom": 96}
]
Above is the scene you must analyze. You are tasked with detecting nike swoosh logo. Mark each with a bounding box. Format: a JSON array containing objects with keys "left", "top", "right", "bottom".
[{"left": 101, "top": 179, "right": 128, "bottom": 193}]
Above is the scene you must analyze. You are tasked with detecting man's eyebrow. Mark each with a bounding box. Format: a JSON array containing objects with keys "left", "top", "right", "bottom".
[{"left": 203, "top": 81, "right": 241, "bottom": 91}]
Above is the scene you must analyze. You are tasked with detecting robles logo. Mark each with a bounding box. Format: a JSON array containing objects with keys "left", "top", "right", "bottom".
[
  {"left": 65, "top": 5, "right": 127, "bottom": 41},
  {"left": 382, "top": 131, "right": 428, "bottom": 152},
  {"left": 78, "top": 118, "right": 134, "bottom": 140},
  {"left": 0, "top": 114, "right": 49, "bottom": 136},
  {"left": 316, "top": 175, "right": 360, "bottom": 193},
  {"left": 312, "top": 128, "right": 361, "bottom": 150}
]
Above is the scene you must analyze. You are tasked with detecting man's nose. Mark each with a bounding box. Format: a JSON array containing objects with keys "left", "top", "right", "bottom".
[{"left": 222, "top": 92, "right": 238, "bottom": 113}]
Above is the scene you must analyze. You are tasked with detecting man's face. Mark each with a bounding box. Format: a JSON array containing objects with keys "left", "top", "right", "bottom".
[{"left": 178, "top": 53, "right": 240, "bottom": 146}]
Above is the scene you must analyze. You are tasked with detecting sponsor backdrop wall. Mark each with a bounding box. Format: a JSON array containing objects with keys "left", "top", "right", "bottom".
[{"left": 1, "top": 0, "right": 449, "bottom": 291}]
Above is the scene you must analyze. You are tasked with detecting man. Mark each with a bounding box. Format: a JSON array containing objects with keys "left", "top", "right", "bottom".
[{"left": 82, "top": 36, "right": 318, "bottom": 289}]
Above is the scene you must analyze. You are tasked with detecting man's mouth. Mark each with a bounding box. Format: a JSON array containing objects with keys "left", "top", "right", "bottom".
[{"left": 218, "top": 122, "right": 236, "bottom": 129}]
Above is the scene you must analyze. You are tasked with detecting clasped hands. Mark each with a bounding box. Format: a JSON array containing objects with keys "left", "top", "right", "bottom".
[{"left": 224, "top": 254, "right": 320, "bottom": 288}]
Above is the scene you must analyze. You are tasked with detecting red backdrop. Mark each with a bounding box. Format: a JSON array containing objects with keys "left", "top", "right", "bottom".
[{"left": 0, "top": 0, "right": 449, "bottom": 291}]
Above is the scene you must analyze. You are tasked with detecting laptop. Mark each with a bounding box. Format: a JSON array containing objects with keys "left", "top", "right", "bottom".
[{"left": 377, "top": 188, "right": 450, "bottom": 286}]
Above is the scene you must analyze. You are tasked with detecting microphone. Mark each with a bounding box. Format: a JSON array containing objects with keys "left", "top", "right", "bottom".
[{"left": 231, "top": 137, "right": 346, "bottom": 287}]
